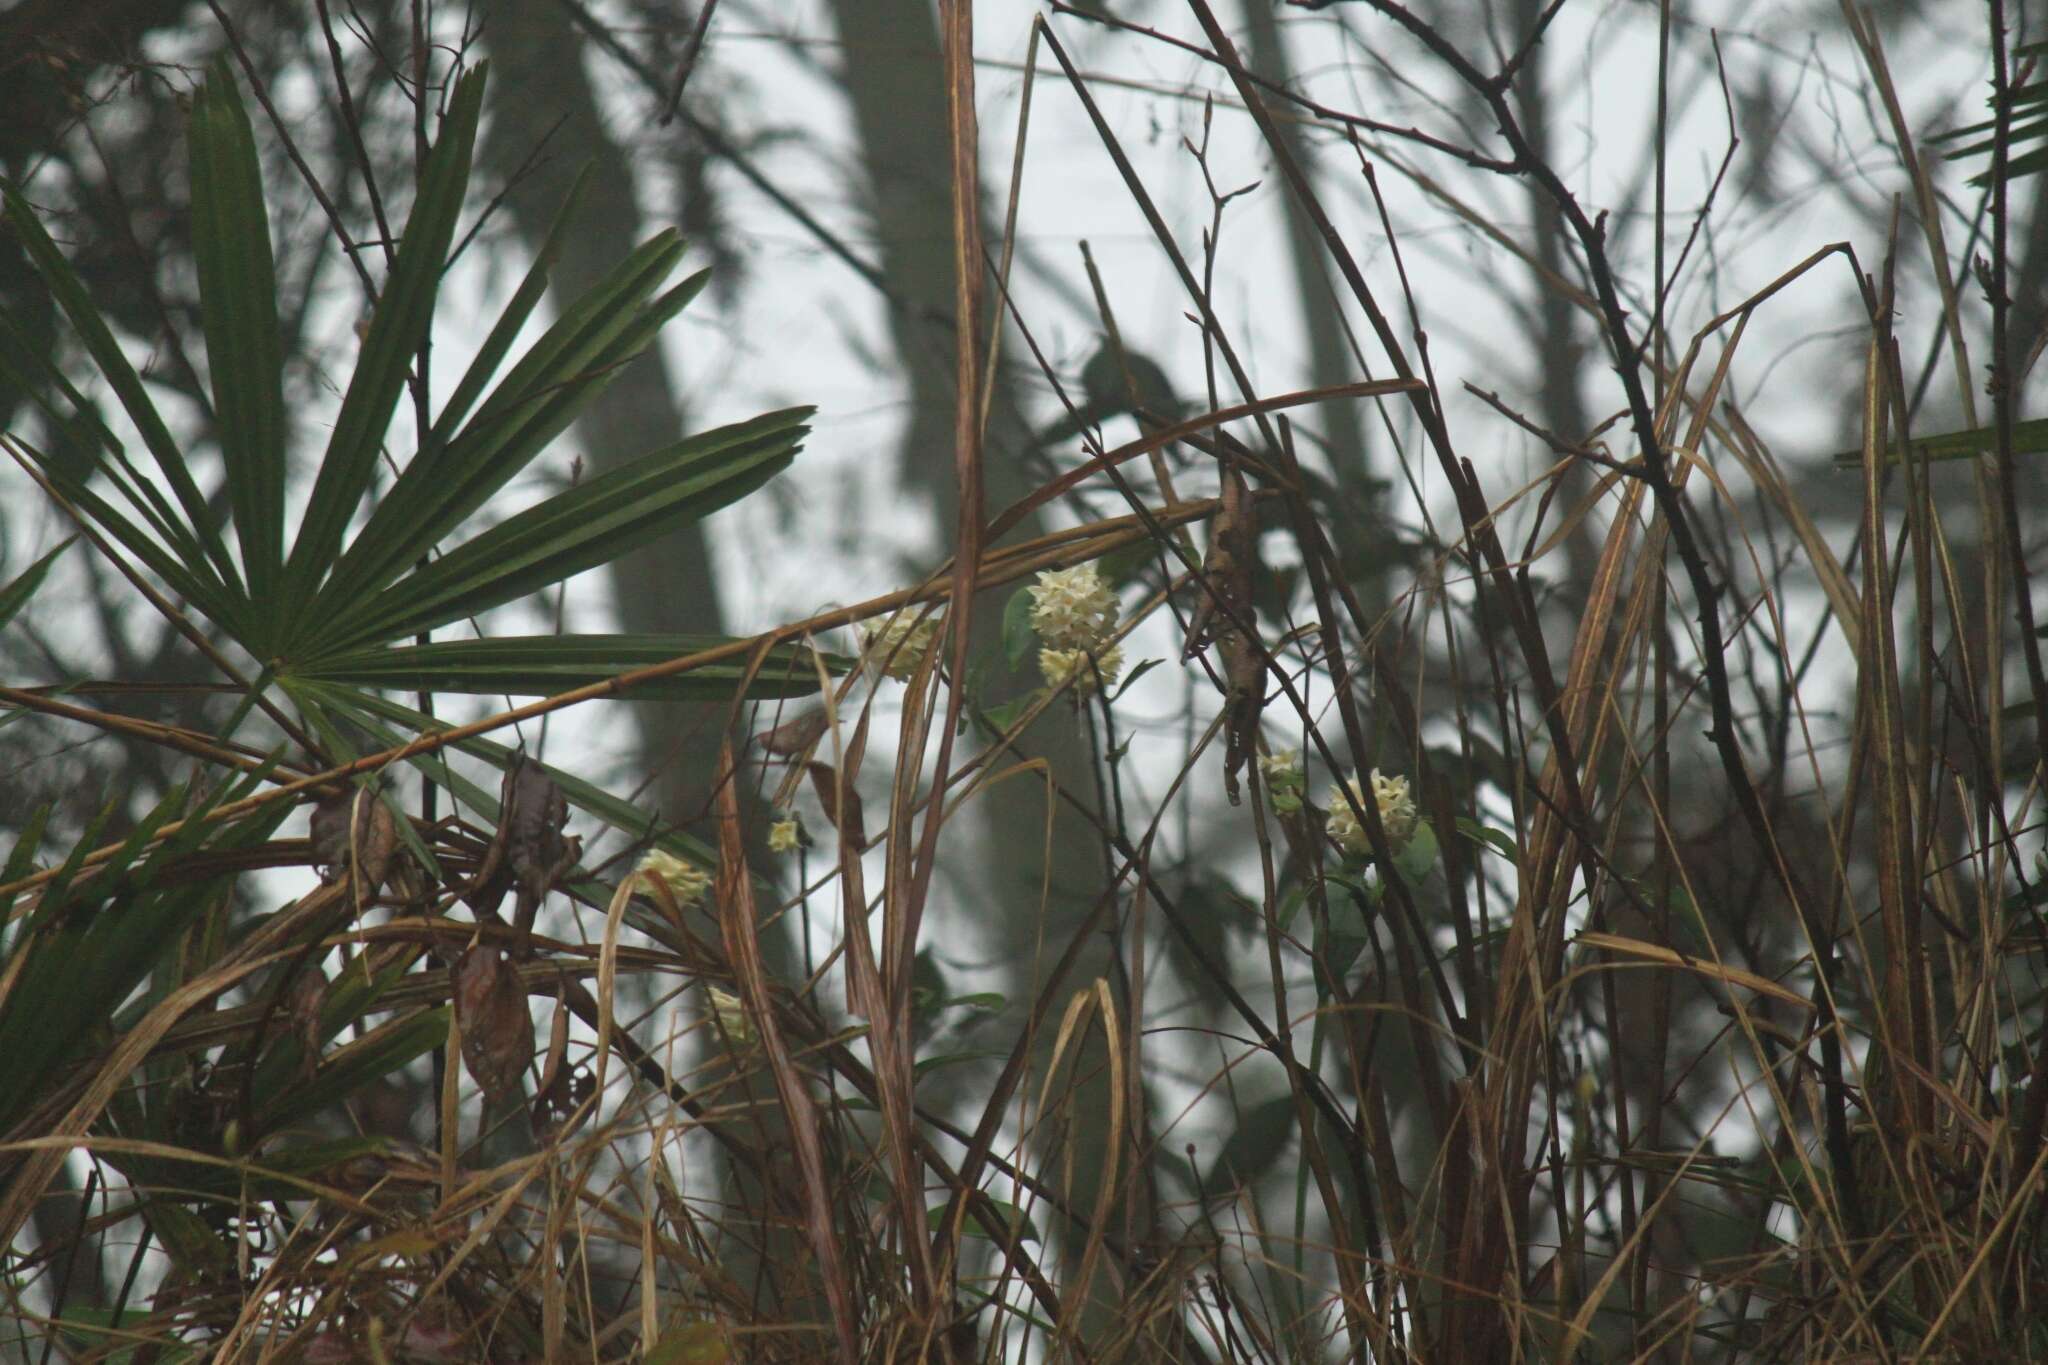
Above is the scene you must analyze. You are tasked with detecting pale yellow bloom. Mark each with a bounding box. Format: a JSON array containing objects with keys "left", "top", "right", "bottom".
[
  {"left": 706, "top": 987, "right": 754, "bottom": 1045},
  {"left": 863, "top": 609, "right": 940, "bottom": 681},
  {"left": 767, "top": 818, "right": 801, "bottom": 854},
  {"left": 1028, "top": 563, "right": 1119, "bottom": 650},
  {"left": 1260, "top": 748, "right": 1304, "bottom": 815},
  {"left": 1039, "top": 643, "right": 1124, "bottom": 695},
  {"left": 1325, "top": 770, "right": 1418, "bottom": 856},
  {"left": 637, "top": 849, "right": 712, "bottom": 907},
  {"left": 1259, "top": 748, "right": 1303, "bottom": 791}
]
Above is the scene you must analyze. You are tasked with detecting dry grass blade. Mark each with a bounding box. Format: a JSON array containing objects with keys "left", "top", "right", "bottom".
[
  {"left": 712, "top": 741, "right": 863, "bottom": 1364},
  {"left": 1573, "top": 932, "right": 1817, "bottom": 1013}
]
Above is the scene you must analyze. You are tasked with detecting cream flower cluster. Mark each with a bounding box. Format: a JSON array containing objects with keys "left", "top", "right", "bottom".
[
  {"left": 863, "top": 609, "right": 940, "bottom": 681},
  {"left": 636, "top": 848, "right": 712, "bottom": 908},
  {"left": 767, "top": 817, "right": 801, "bottom": 855},
  {"left": 1030, "top": 563, "right": 1122, "bottom": 693},
  {"left": 1028, "top": 563, "right": 1119, "bottom": 650},
  {"left": 1038, "top": 643, "right": 1125, "bottom": 696},
  {"left": 1259, "top": 747, "right": 1305, "bottom": 815},
  {"left": 1326, "top": 770, "right": 1418, "bottom": 856},
  {"left": 705, "top": 986, "right": 754, "bottom": 1045}
]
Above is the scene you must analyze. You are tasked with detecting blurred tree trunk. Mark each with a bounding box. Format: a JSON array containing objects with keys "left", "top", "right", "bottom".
[
  {"left": 477, "top": 6, "right": 824, "bottom": 1329},
  {"left": 1239, "top": 2, "right": 1387, "bottom": 615},
  {"left": 826, "top": 0, "right": 1140, "bottom": 1330},
  {"left": 477, "top": 3, "right": 726, "bottom": 828}
]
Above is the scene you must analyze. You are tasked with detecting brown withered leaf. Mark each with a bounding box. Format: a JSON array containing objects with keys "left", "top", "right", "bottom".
[
  {"left": 1221, "top": 630, "right": 1264, "bottom": 808},
  {"left": 321, "top": 1152, "right": 392, "bottom": 1196},
  {"left": 288, "top": 965, "right": 329, "bottom": 1080},
  {"left": 536, "top": 985, "right": 572, "bottom": 1097},
  {"left": 805, "top": 761, "right": 865, "bottom": 846},
  {"left": 309, "top": 787, "right": 402, "bottom": 897},
  {"left": 1182, "top": 462, "right": 1265, "bottom": 805},
  {"left": 309, "top": 792, "right": 352, "bottom": 883},
  {"left": 459, "top": 842, "right": 513, "bottom": 923},
  {"left": 384, "top": 847, "right": 430, "bottom": 907},
  {"left": 453, "top": 945, "right": 532, "bottom": 1101},
  {"left": 459, "top": 758, "right": 581, "bottom": 952},
  {"left": 753, "top": 707, "right": 828, "bottom": 757},
  {"left": 530, "top": 1063, "right": 595, "bottom": 1141},
  {"left": 1181, "top": 463, "right": 1257, "bottom": 663},
  {"left": 503, "top": 758, "right": 569, "bottom": 892}
]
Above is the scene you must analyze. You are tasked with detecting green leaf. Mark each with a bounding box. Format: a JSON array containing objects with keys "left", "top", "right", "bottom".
[
  {"left": 1393, "top": 819, "right": 1438, "bottom": 883},
  {"left": 257, "top": 1006, "right": 449, "bottom": 1131},
  {"left": 49, "top": 1303, "right": 202, "bottom": 1363},
  {"left": 318, "top": 234, "right": 698, "bottom": 614},
  {"left": 8, "top": 437, "right": 236, "bottom": 626},
  {"left": 432, "top": 164, "right": 595, "bottom": 442},
  {"left": 139, "top": 1199, "right": 235, "bottom": 1279},
  {"left": 2, "top": 185, "right": 242, "bottom": 603},
  {"left": 0, "top": 801, "right": 51, "bottom": 928},
  {"left": 297, "top": 682, "right": 723, "bottom": 873},
  {"left": 1274, "top": 881, "right": 1308, "bottom": 933},
  {"left": 1097, "top": 539, "right": 1154, "bottom": 588},
  {"left": 105, "top": 1134, "right": 399, "bottom": 1206},
  {"left": 976, "top": 696, "right": 1034, "bottom": 739},
  {"left": 913, "top": 1049, "right": 1009, "bottom": 1079},
  {"left": 0, "top": 536, "right": 72, "bottom": 632},
  {"left": 1830, "top": 415, "right": 2048, "bottom": 467},
  {"left": 1456, "top": 816, "right": 1518, "bottom": 865},
  {"left": 0, "top": 330, "right": 219, "bottom": 595},
  {"left": 0, "top": 775, "right": 290, "bottom": 1131},
  {"left": 1321, "top": 885, "right": 1374, "bottom": 982},
  {"left": 1109, "top": 657, "right": 1162, "bottom": 701},
  {"left": 1003, "top": 585, "right": 1037, "bottom": 671},
  {"left": 293, "top": 633, "right": 839, "bottom": 700},
  {"left": 306, "top": 407, "right": 809, "bottom": 654},
  {"left": 929, "top": 1198, "right": 1041, "bottom": 1245},
  {"left": 188, "top": 58, "right": 286, "bottom": 626},
  {"left": 1203, "top": 1095, "right": 1296, "bottom": 1194},
  {"left": 282, "top": 63, "right": 487, "bottom": 615},
  {"left": 646, "top": 1320, "right": 731, "bottom": 1365}
]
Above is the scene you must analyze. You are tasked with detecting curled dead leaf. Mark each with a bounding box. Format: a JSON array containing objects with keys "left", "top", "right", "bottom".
[
  {"left": 501, "top": 757, "right": 579, "bottom": 956},
  {"left": 753, "top": 707, "right": 828, "bottom": 757},
  {"left": 310, "top": 786, "right": 404, "bottom": 897},
  {"left": 453, "top": 945, "right": 532, "bottom": 1101},
  {"left": 805, "top": 762, "right": 865, "bottom": 846},
  {"left": 288, "top": 965, "right": 328, "bottom": 1080},
  {"left": 529, "top": 1062, "right": 595, "bottom": 1140},
  {"left": 310, "top": 792, "right": 352, "bottom": 883}
]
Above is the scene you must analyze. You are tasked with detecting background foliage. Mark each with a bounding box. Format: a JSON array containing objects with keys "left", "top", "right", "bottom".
[{"left": 0, "top": 1, "right": 2043, "bottom": 1361}]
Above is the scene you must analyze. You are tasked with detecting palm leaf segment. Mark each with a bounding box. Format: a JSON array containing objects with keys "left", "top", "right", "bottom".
[{"left": 0, "top": 59, "right": 824, "bottom": 715}]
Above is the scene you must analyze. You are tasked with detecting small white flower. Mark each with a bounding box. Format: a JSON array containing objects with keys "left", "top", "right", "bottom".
[
  {"left": 1325, "top": 769, "right": 1418, "bottom": 857},
  {"left": 705, "top": 986, "right": 754, "bottom": 1045},
  {"left": 1260, "top": 748, "right": 1305, "bottom": 814},
  {"left": 1039, "top": 643, "right": 1124, "bottom": 695},
  {"left": 1258, "top": 748, "right": 1303, "bottom": 791},
  {"left": 863, "top": 609, "right": 941, "bottom": 681},
  {"left": 1028, "top": 563, "right": 1119, "bottom": 650},
  {"left": 767, "top": 818, "right": 801, "bottom": 855},
  {"left": 636, "top": 849, "right": 712, "bottom": 908}
]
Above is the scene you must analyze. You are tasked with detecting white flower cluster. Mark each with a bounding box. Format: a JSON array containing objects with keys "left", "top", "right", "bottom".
[
  {"left": 863, "top": 609, "right": 940, "bottom": 681},
  {"left": 1259, "top": 747, "right": 1305, "bottom": 815},
  {"left": 1028, "top": 562, "right": 1119, "bottom": 649},
  {"left": 767, "top": 817, "right": 802, "bottom": 855},
  {"left": 1326, "top": 769, "right": 1418, "bottom": 857},
  {"left": 636, "top": 848, "right": 712, "bottom": 908},
  {"left": 705, "top": 986, "right": 754, "bottom": 1045},
  {"left": 1030, "top": 563, "right": 1122, "bottom": 693},
  {"left": 1038, "top": 643, "right": 1125, "bottom": 696}
]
